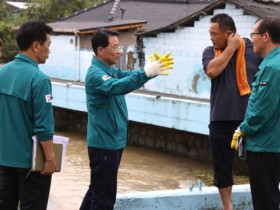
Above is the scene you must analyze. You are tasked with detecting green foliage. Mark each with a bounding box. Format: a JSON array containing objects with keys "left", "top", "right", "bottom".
[
  {"left": 0, "top": 1, "right": 28, "bottom": 63},
  {"left": 23, "top": 0, "right": 104, "bottom": 23},
  {"left": 0, "top": 0, "right": 103, "bottom": 63},
  {"left": 0, "top": 22, "right": 19, "bottom": 63}
]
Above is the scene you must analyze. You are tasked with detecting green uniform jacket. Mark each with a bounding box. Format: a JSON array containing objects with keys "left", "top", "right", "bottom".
[
  {"left": 85, "top": 57, "right": 150, "bottom": 150},
  {"left": 0, "top": 54, "right": 54, "bottom": 168},
  {"left": 240, "top": 46, "right": 280, "bottom": 152}
]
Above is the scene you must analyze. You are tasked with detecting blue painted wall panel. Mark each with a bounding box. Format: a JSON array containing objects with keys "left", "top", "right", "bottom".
[{"left": 52, "top": 82, "right": 210, "bottom": 134}]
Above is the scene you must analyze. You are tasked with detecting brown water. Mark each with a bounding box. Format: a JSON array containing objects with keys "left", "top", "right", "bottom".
[{"left": 47, "top": 132, "right": 212, "bottom": 210}]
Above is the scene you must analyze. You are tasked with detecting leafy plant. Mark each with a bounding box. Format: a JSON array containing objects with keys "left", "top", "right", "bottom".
[
  {"left": 0, "top": 23, "right": 19, "bottom": 63},
  {"left": 23, "top": 0, "right": 104, "bottom": 23},
  {"left": 0, "top": 2, "right": 28, "bottom": 63},
  {"left": 0, "top": 0, "right": 103, "bottom": 63}
]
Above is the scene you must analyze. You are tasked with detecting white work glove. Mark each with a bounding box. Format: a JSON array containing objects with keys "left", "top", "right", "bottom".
[
  {"left": 144, "top": 60, "right": 167, "bottom": 77},
  {"left": 144, "top": 52, "right": 174, "bottom": 77}
]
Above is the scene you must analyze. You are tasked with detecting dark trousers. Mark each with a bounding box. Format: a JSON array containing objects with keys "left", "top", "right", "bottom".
[
  {"left": 246, "top": 151, "right": 280, "bottom": 210},
  {"left": 0, "top": 165, "right": 52, "bottom": 210},
  {"left": 80, "top": 147, "right": 123, "bottom": 210},
  {"left": 209, "top": 121, "right": 242, "bottom": 188}
]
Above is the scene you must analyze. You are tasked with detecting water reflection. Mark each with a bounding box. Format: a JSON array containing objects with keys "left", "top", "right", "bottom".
[{"left": 48, "top": 132, "right": 212, "bottom": 210}]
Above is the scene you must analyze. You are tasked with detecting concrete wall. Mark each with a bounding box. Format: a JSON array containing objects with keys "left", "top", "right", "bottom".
[
  {"left": 54, "top": 106, "right": 211, "bottom": 162},
  {"left": 115, "top": 185, "right": 253, "bottom": 210},
  {"left": 51, "top": 81, "right": 210, "bottom": 135},
  {"left": 40, "top": 34, "right": 92, "bottom": 81}
]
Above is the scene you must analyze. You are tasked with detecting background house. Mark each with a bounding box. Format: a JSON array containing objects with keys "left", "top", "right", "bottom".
[{"left": 44, "top": 0, "right": 280, "bottom": 135}]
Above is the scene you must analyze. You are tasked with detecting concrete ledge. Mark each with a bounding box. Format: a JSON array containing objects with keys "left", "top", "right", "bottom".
[
  {"left": 115, "top": 184, "right": 253, "bottom": 210},
  {"left": 51, "top": 81, "right": 210, "bottom": 135}
]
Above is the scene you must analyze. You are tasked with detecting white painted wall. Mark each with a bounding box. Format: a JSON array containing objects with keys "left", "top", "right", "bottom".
[
  {"left": 141, "top": 3, "right": 258, "bottom": 100},
  {"left": 40, "top": 35, "right": 79, "bottom": 80}
]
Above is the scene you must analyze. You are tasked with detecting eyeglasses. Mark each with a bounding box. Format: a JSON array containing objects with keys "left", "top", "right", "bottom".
[
  {"left": 250, "top": 32, "right": 264, "bottom": 39},
  {"left": 105, "top": 45, "right": 124, "bottom": 52}
]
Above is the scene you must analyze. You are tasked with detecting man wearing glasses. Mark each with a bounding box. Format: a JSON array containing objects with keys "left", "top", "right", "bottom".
[
  {"left": 202, "top": 13, "right": 262, "bottom": 210},
  {"left": 80, "top": 28, "right": 173, "bottom": 210},
  {"left": 231, "top": 16, "right": 280, "bottom": 210}
]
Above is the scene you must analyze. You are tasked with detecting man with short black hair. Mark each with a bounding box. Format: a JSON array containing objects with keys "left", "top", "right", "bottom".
[
  {"left": 80, "top": 28, "right": 173, "bottom": 210},
  {"left": 202, "top": 13, "right": 261, "bottom": 210},
  {"left": 0, "top": 20, "right": 57, "bottom": 210}
]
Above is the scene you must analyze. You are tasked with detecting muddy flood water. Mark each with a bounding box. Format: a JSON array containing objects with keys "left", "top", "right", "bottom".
[{"left": 47, "top": 132, "right": 213, "bottom": 210}]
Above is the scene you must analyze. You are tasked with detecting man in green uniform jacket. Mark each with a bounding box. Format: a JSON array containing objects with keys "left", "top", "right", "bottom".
[
  {"left": 80, "top": 29, "right": 173, "bottom": 210},
  {"left": 0, "top": 21, "right": 57, "bottom": 210},
  {"left": 231, "top": 16, "right": 280, "bottom": 210}
]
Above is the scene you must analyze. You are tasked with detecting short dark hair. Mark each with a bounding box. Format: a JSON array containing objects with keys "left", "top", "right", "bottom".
[
  {"left": 256, "top": 16, "right": 280, "bottom": 44},
  {"left": 210, "top": 13, "right": 236, "bottom": 33},
  {"left": 16, "top": 20, "right": 53, "bottom": 51},
  {"left": 91, "top": 28, "right": 119, "bottom": 55}
]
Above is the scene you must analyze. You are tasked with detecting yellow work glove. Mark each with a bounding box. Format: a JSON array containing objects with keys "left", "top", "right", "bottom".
[
  {"left": 231, "top": 127, "right": 245, "bottom": 150},
  {"left": 153, "top": 52, "right": 174, "bottom": 75},
  {"left": 144, "top": 59, "right": 168, "bottom": 77}
]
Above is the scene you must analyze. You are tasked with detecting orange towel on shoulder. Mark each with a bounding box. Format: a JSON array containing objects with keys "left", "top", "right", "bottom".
[{"left": 215, "top": 39, "right": 251, "bottom": 96}]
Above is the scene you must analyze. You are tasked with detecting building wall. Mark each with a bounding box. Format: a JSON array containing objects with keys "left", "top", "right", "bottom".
[
  {"left": 40, "top": 34, "right": 89, "bottom": 81},
  {"left": 40, "top": 29, "right": 139, "bottom": 82}
]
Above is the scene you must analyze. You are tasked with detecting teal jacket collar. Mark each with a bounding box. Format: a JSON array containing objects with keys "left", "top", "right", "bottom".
[
  {"left": 15, "top": 53, "right": 39, "bottom": 68},
  {"left": 92, "top": 56, "right": 114, "bottom": 76}
]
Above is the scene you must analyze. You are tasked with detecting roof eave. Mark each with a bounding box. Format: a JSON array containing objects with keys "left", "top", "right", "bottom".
[
  {"left": 51, "top": 28, "right": 79, "bottom": 34},
  {"left": 50, "top": 21, "right": 147, "bottom": 35},
  {"left": 78, "top": 22, "right": 147, "bottom": 35}
]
